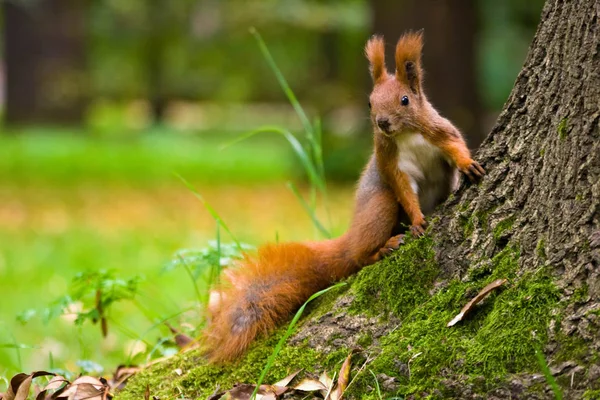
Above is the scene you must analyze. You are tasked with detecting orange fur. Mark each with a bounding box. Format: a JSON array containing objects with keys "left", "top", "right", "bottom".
[
  {"left": 369, "top": 33, "right": 484, "bottom": 235},
  {"left": 394, "top": 31, "right": 424, "bottom": 93},
  {"left": 365, "top": 35, "right": 387, "bottom": 82}
]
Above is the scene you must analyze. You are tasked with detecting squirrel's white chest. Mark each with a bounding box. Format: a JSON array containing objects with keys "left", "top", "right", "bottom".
[
  {"left": 395, "top": 132, "right": 443, "bottom": 185},
  {"left": 396, "top": 132, "right": 453, "bottom": 212}
]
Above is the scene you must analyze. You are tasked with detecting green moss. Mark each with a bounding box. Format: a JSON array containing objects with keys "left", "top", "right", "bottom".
[
  {"left": 347, "top": 247, "right": 561, "bottom": 399},
  {"left": 351, "top": 236, "right": 437, "bottom": 318},
  {"left": 357, "top": 332, "right": 374, "bottom": 348},
  {"left": 572, "top": 284, "right": 589, "bottom": 304},
  {"left": 554, "top": 331, "right": 590, "bottom": 364},
  {"left": 116, "top": 328, "right": 334, "bottom": 399},
  {"left": 584, "top": 389, "right": 600, "bottom": 399},
  {"left": 459, "top": 207, "right": 498, "bottom": 238},
  {"left": 558, "top": 117, "right": 569, "bottom": 140},
  {"left": 493, "top": 216, "right": 516, "bottom": 241},
  {"left": 576, "top": 194, "right": 584, "bottom": 202},
  {"left": 460, "top": 215, "right": 475, "bottom": 237},
  {"left": 536, "top": 238, "right": 546, "bottom": 260}
]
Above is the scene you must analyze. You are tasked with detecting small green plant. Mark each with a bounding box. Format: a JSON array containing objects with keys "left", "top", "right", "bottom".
[
  {"left": 223, "top": 28, "right": 331, "bottom": 238},
  {"left": 18, "top": 270, "right": 142, "bottom": 337},
  {"left": 163, "top": 240, "right": 252, "bottom": 307}
]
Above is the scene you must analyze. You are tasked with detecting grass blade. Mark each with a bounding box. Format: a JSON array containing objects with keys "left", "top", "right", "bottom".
[
  {"left": 535, "top": 347, "right": 562, "bottom": 400},
  {"left": 369, "top": 370, "right": 383, "bottom": 400},
  {"left": 250, "top": 28, "right": 314, "bottom": 139},
  {"left": 251, "top": 282, "right": 346, "bottom": 399},
  {"left": 222, "top": 126, "right": 325, "bottom": 192},
  {"left": 287, "top": 181, "right": 330, "bottom": 238},
  {"left": 174, "top": 173, "right": 242, "bottom": 251}
]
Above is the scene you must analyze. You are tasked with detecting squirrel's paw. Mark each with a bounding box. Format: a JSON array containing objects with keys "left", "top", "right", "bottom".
[
  {"left": 371, "top": 234, "right": 405, "bottom": 262},
  {"left": 410, "top": 218, "right": 427, "bottom": 237},
  {"left": 459, "top": 159, "right": 486, "bottom": 182}
]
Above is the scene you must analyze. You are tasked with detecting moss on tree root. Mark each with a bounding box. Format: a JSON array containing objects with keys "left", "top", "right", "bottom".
[{"left": 116, "top": 237, "right": 575, "bottom": 399}]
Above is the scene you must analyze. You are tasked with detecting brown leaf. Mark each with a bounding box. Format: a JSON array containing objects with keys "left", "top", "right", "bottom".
[
  {"left": 224, "top": 383, "right": 255, "bottom": 400},
  {"left": 35, "top": 376, "right": 70, "bottom": 400},
  {"left": 447, "top": 278, "right": 507, "bottom": 327},
  {"left": 331, "top": 351, "right": 354, "bottom": 400},
  {"left": 272, "top": 370, "right": 301, "bottom": 388},
  {"left": 165, "top": 323, "right": 195, "bottom": 349},
  {"left": 293, "top": 379, "right": 326, "bottom": 392},
  {"left": 42, "top": 376, "right": 68, "bottom": 392},
  {"left": 144, "top": 384, "right": 150, "bottom": 400},
  {"left": 110, "top": 365, "right": 140, "bottom": 391},
  {"left": 4, "top": 371, "right": 55, "bottom": 400},
  {"left": 318, "top": 371, "right": 335, "bottom": 399},
  {"left": 56, "top": 376, "right": 108, "bottom": 400}
]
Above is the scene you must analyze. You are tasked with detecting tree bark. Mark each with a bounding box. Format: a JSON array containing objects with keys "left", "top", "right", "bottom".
[
  {"left": 116, "top": 0, "right": 598, "bottom": 398},
  {"left": 3, "top": 0, "right": 88, "bottom": 126}
]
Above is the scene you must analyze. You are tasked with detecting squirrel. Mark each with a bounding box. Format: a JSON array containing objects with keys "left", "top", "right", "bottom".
[{"left": 202, "top": 31, "right": 484, "bottom": 363}]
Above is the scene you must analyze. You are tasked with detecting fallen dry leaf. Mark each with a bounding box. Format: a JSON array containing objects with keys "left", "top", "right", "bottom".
[
  {"left": 110, "top": 365, "right": 141, "bottom": 391},
  {"left": 272, "top": 370, "right": 301, "bottom": 388},
  {"left": 331, "top": 351, "right": 355, "bottom": 400},
  {"left": 319, "top": 371, "right": 336, "bottom": 399},
  {"left": 293, "top": 379, "right": 326, "bottom": 391},
  {"left": 4, "top": 371, "right": 55, "bottom": 400},
  {"left": 56, "top": 376, "right": 109, "bottom": 400},
  {"left": 208, "top": 382, "right": 289, "bottom": 400},
  {"left": 447, "top": 278, "right": 507, "bottom": 327}
]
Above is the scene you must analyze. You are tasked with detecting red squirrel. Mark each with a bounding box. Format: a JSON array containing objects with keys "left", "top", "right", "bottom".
[{"left": 203, "top": 32, "right": 484, "bottom": 363}]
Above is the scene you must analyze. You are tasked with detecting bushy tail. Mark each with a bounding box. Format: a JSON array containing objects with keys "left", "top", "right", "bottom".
[{"left": 202, "top": 241, "right": 341, "bottom": 363}]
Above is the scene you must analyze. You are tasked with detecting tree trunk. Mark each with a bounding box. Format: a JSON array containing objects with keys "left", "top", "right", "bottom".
[
  {"left": 371, "top": 0, "right": 484, "bottom": 147},
  {"left": 3, "top": 0, "right": 88, "bottom": 126},
  {"left": 117, "top": 0, "right": 599, "bottom": 398}
]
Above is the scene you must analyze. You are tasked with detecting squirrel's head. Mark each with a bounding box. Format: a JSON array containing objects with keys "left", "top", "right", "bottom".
[{"left": 365, "top": 32, "right": 425, "bottom": 136}]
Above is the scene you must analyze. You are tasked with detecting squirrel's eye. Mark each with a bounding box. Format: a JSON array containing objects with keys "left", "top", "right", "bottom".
[
  {"left": 368, "top": 101, "right": 372, "bottom": 110},
  {"left": 401, "top": 96, "right": 409, "bottom": 106}
]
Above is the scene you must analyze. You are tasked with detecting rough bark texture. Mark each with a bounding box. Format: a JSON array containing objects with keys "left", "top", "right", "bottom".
[
  {"left": 432, "top": 0, "right": 599, "bottom": 287},
  {"left": 117, "top": 1, "right": 599, "bottom": 399}
]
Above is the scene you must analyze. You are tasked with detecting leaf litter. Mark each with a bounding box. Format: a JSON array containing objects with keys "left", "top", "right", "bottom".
[{"left": 208, "top": 350, "right": 359, "bottom": 400}]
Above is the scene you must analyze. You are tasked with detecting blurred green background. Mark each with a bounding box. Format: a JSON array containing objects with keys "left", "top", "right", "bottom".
[{"left": 0, "top": 0, "right": 544, "bottom": 382}]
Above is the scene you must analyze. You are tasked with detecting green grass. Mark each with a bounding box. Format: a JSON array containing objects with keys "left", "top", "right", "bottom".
[
  {"left": 0, "top": 227, "right": 193, "bottom": 376},
  {"left": 0, "top": 128, "right": 295, "bottom": 186}
]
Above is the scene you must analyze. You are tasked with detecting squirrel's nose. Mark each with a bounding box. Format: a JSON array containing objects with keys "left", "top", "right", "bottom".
[{"left": 377, "top": 117, "right": 390, "bottom": 131}]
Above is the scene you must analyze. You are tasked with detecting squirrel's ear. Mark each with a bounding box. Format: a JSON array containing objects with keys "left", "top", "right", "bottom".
[
  {"left": 395, "top": 30, "right": 424, "bottom": 94},
  {"left": 365, "top": 35, "right": 386, "bottom": 83}
]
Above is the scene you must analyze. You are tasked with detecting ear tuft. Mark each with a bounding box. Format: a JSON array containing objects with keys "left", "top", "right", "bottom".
[
  {"left": 365, "top": 35, "right": 387, "bottom": 83},
  {"left": 395, "top": 31, "right": 424, "bottom": 94}
]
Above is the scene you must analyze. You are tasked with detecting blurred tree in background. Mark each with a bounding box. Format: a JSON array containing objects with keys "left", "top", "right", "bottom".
[
  {"left": 3, "top": 0, "right": 88, "bottom": 125},
  {"left": 0, "top": 0, "right": 544, "bottom": 174}
]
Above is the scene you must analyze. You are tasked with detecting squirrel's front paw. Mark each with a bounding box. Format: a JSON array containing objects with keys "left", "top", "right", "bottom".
[
  {"left": 409, "top": 218, "right": 427, "bottom": 236},
  {"left": 459, "top": 159, "right": 486, "bottom": 182}
]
